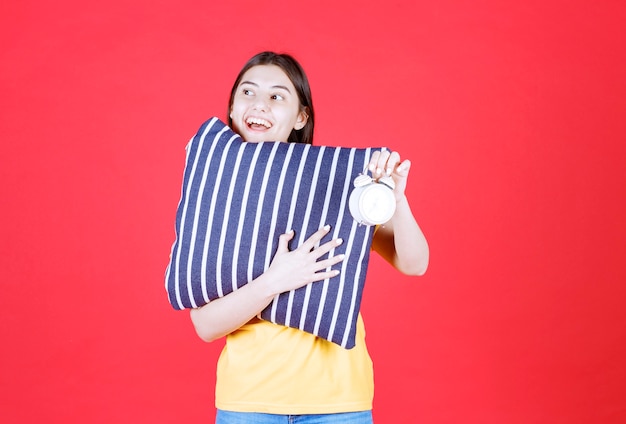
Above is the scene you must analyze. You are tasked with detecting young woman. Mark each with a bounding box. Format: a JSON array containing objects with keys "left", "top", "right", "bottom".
[{"left": 190, "top": 51, "right": 429, "bottom": 424}]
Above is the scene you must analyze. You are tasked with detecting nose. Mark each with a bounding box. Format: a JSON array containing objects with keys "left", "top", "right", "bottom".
[{"left": 252, "top": 97, "right": 269, "bottom": 112}]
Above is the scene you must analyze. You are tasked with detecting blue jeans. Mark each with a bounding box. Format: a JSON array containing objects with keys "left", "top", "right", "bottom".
[{"left": 215, "top": 410, "right": 373, "bottom": 424}]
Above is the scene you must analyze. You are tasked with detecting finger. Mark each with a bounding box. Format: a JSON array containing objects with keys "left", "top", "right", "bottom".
[
  {"left": 310, "top": 269, "right": 341, "bottom": 283},
  {"left": 368, "top": 150, "right": 381, "bottom": 174},
  {"left": 385, "top": 151, "right": 401, "bottom": 175},
  {"left": 315, "top": 254, "right": 345, "bottom": 271},
  {"left": 312, "top": 237, "right": 344, "bottom": 259},
  {"left": 276, "top": 230, "right": 294, "bottom": 254},
  {"left": 372, "top": 149, "right": 391, "bottom": 176},
  {"left": 300, "top": 225, "right": 331, "bottom": 251},
  {"left": 395, "top": 159, "right": 411, "bottom": 177}
]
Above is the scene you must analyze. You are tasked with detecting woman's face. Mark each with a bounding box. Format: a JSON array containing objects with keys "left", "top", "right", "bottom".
[{"left": 230, "top": 65, "right": 308, "bottom": 143}]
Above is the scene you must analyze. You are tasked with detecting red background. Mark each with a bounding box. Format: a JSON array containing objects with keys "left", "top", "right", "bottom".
[{"left": 1, "top": 1, "right": 625, "bottom": 423}]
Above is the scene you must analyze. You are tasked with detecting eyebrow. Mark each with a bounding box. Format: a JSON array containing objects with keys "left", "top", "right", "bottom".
[{"left": 240, "top": 80, "right": 292, "bottom": 93}]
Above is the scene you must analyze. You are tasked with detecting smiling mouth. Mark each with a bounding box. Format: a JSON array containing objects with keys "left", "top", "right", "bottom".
[{"left": 246, "top": 117, "right": 272, "bottom": 130}]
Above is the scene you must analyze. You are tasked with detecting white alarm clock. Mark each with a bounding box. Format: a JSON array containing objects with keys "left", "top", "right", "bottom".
[{"left": 348, "top": 172, "right": 397, "bottom": 226}]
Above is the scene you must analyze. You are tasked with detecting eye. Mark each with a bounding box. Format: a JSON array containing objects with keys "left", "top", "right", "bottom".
[
  {"left": 242, "top": 88, "right": 254, "bottom": 96},
  {"left": 271, "top": 93, "right": 284, "bottom": 101}
]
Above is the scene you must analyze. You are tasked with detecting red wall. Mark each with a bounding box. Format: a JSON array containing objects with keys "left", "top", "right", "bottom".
[{"left": 1, "top": 1, "right": 625, "bottom": 423}]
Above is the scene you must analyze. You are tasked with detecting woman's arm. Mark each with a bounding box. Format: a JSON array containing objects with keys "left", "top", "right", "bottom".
[
  {"left": 190, "top": 226, "right": 345, "bottom": 342},
  {"left": 369, "top": 150, "right": 430, "bottom": 276}
]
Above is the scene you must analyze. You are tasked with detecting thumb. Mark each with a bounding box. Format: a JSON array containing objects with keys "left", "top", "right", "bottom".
[
  {"left": 276, "top": 230, "right": 295, "bottom": 255},
  {"left": 396, "top": 159, "right": 411, "bottom": 177}
]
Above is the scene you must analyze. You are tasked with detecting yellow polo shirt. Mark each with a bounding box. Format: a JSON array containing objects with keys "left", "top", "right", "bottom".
[{"left": 215, "top": 314, "right": 374, "bottom": 415}]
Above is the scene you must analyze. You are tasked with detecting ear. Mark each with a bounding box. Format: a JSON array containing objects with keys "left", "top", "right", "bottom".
[{"left": 294, "top": 108, "right": 309, "bottom": 130}]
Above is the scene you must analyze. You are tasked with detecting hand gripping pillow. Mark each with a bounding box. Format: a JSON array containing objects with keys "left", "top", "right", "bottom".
[{"left": 165, "top": 117, "right": 383, "bottom": 348}]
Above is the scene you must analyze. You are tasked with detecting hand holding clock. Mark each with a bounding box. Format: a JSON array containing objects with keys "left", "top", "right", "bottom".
[
  {"left": 367, "top": 148, "right": 429, "bottom": 276},
  {"left": 368, "top": 148, "right": 411, "bottom": 203}
]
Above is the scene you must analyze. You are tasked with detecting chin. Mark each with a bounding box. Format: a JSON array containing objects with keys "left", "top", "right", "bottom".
[{"left": 242, "top": 133, "right": 267, "bottom": 143}]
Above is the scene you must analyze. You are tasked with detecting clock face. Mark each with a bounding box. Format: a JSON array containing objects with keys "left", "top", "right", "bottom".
[
  {"left": 361, "top": 185, "right": 395, "bottom": 224},
  {"left": 349, "top": 183, "right": 396, "bottom": 225}
]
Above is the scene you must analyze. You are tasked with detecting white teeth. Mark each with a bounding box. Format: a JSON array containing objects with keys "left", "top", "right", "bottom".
[{"left": 246, "top": 117, "right": 272, "bottom": 128}]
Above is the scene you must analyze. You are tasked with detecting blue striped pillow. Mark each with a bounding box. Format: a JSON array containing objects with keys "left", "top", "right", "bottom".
[{"left": 165, "top": 117, "right": 382, "bottom": 348}]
